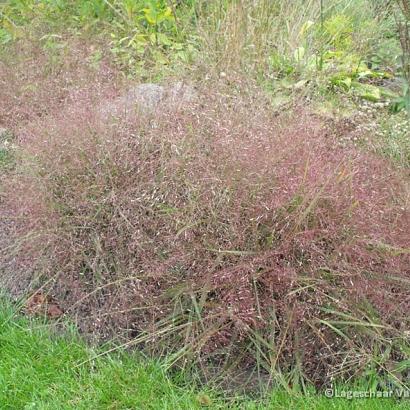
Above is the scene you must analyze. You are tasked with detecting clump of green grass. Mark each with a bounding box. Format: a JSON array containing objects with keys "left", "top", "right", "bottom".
[
  {"left": 0, "top": 148, "right": 13, "bottom": 170},
  {"left": 0, "top": 130, "right": 15, "bottom": 171}
]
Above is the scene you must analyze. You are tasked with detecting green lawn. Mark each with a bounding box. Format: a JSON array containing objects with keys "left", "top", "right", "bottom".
[{"left": 0, "top": 297, "right": 408, "bottom": 410}]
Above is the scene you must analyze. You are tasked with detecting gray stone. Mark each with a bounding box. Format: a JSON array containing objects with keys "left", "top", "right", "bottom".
[{"left": 98, "top": 82, "right": 197, "bottom": 121}]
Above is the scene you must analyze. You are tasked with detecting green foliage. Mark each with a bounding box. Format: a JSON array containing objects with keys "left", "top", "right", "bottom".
[
  {"left": 0, "top": 148, "right": 14, "bottom": 171},
  {"left": 109, "top": 1, "right": 196, "bottom": 74},
  {"left": 0, "top": 0, "right": 404, "bottom": 84},
  {"left": 393, "top": 0, "right": 410, "bottom": 114},
  {"left": 322, "top": 13, "right": 354, "bottom": 50},
  {"left": 0, "top": 0, "right": 194, "bottom": 76},
  {"left": 0, "top": 148, "right": 11, "bottom": 170},
  {"left": 0, "top": 27, "right": 12, "bottom": 44},
  {"left": 79, "top": 0, "right": 110, "bottom": 20},
  {"left": 330, "top": 65, "right": 391, "bottom": 102}
]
